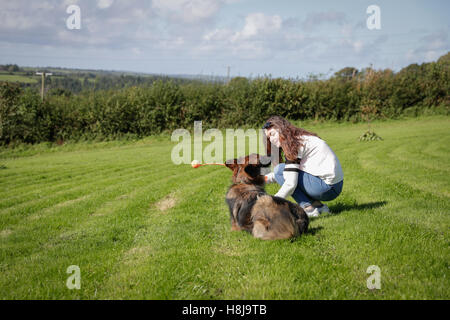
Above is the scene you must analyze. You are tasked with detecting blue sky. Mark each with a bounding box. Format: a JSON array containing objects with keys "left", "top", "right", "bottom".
[{"left": 0, "top": 0, "right": 449, "bottom": 78}]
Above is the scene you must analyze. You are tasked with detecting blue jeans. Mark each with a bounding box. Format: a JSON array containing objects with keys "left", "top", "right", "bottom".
[{"left": 274, "top": 163, "right": 343, "bottom": 208}]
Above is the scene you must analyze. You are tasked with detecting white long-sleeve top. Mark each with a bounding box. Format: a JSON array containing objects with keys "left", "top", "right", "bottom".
[{"left": 268, "top": 135, "right": 344, "bottom": 199}]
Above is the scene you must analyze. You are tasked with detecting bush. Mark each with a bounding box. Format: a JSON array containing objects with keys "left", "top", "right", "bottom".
[{"left": 1, "top": 52, "right": 449, "bottom": 145}]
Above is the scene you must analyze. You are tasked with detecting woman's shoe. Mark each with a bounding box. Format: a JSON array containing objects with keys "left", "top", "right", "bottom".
[
  {"left": 317, "top": 204, "right": 330, "bottom": 214},
  {"left": 304, "top": 206, "right": 320, "bottom": 218}
]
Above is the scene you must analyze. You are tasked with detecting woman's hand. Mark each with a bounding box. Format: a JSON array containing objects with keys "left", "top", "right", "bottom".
[{"left": 265, "top": 172, "right": 276, "bottom": 184}]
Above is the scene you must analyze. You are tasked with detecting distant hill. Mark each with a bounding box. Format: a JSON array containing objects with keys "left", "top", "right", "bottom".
[{"left": 0, "top": 65, "right": 227, "bottom": 93}]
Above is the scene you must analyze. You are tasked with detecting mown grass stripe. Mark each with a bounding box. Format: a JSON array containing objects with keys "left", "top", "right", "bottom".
[
  {"left": 0, "top": 170, "right": 222, "bottom": 299},
  {"left": 0, "top": 165, "right": 214, "bottom": 247},
  {"left": 0, "top": 162, "right": 151, "bottom": 201},
  {"left": 0, "top": 144, "right": 177, "bottom": 198},
  {"left": 0, "top": 160, "right": 177, "bottom": 209},
  {"left": 98, "top": 169, "right": 227, "bottom": 299},
  {"left": 0, "top": 163, "right": 181, "bottom": 227},
  {"left": 0, "top": 150, "right": 173, "bottom": 192},
  {"left": 358, "top": 141, "right": 450, "bottom": 198}
]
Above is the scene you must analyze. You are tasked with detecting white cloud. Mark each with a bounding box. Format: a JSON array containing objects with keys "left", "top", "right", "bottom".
[
  {"left": 239, "top": 12, "right": 282, "bottom": 38},
  {"left": 97, "top": 0, "right": 114, "bottom": 9},
  {"left": 302, "top": 11, "right": 347, "bottom": 31},
  {"left": 0, "top": 12, "right": 35, "bottom": 30},
  {"left": 424, "top": 50, "right": 440, "bottom": 61},
  {"left": 1, "top": 1, "right": 446, "bottom": 77},
  {"left": 405, "top": 30, "right": 449, "bottom": 64},
  {"left": 352, "top": 40, "right": 364, "bottom": 53},
  {"left": 131, "top": 47, "right": 142, "bottom": 55},
  {"left": 152, "top": 0, "right": 221, "bottom": 24},
  {"left": 199, "top": 12, "right": 284, "bottom": 58}
]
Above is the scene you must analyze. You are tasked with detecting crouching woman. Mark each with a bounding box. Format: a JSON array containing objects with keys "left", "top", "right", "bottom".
[{"left": 263, "top": 116, "right": 344, "bottom": 217}]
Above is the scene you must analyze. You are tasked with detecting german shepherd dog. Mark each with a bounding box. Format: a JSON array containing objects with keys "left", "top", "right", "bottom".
[{"left": 225, "top": 154, "right": 309, "bottom": 240}]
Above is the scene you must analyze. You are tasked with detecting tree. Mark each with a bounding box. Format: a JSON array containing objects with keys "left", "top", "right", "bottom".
[
  {"left": 334, "top": 67, "right": 359, "bottom": 80},
  {"left": 7, "top": 64, "right": 20, "bottom": 72}
]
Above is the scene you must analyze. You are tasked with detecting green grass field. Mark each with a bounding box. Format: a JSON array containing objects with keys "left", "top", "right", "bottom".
[
  {"left": 0, "top": 116, "right": 449, "bottom": 299},
  {"left": 0, "top": 74, "right": 38, "bottom": 84}
]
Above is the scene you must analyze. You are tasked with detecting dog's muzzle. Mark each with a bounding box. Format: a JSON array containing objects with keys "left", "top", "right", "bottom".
[
  {"left": 259, "top": 155, "right": 271, "bottom": 167},
  {"left": 259, "top": 155, "right": 271, "bottom": 175}
]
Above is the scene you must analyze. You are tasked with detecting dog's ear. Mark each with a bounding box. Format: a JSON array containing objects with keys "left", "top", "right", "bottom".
[
  {"left": 225, "top": 159, "right": 238, "bottom": 171},
  {"left": 244, "top": 164, "right": 260, "bottom": 177}
]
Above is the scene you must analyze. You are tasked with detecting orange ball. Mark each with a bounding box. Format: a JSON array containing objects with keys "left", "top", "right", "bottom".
[{"left": 191, "top": 160, "right": 201, "bottom": 168}]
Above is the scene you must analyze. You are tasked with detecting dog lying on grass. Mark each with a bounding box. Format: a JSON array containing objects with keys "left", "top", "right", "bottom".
[{"left": 225, "top": 154, "right": 309, "bottom": 240}]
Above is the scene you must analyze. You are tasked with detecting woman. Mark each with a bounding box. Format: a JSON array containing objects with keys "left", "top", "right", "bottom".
[{"left": 262, "top": 116, "right": 343, "bottom": 217}]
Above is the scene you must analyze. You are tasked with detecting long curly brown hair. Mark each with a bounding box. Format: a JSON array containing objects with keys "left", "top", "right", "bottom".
[{"left": 264, "top": 116, "right": 318, "bottom": 161}]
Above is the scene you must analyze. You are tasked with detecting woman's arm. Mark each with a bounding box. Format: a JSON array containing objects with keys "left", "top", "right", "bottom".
[{"left": 274, "top": 162, "right": 301, "bottom": 199}]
